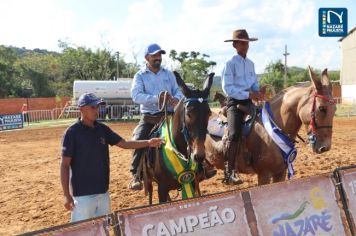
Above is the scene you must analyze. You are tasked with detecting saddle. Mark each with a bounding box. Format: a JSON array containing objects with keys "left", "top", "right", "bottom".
[
  {"left": 208, "top": 104, "right": 260, "bottom": 167},
  {"left": 208, "top": 104, "right": 259, "bottom": 138},
  {"left": 137, "top": 91, "right": 177, "bottom": 195}
]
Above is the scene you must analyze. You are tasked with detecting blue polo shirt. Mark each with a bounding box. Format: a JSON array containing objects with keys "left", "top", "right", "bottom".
[{"left": 61, "top": 120, "right": 122, "bottom": 197}]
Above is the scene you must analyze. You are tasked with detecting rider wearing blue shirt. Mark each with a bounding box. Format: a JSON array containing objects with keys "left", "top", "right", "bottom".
[
  {"left": 131, "top": 63, "right": 183, "bottom": 114},
  {"left": 222, "top": 29, "right": 264, "bottom": 185},
  {"left": 129, "top": 43, "right": 184, "bottom": 190},
  {"left": 130, "top": 43, "right": 217, "bottom": 190}
]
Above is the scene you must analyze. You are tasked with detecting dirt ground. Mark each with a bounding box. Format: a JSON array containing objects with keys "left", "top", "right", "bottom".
[{"left": 0, "top": 116, "right": 355, "bottom": 235}]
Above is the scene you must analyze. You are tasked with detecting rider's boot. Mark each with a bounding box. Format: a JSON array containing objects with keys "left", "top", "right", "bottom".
[{"left": 223, "top": 140, "right": 243, "bottom": 185}]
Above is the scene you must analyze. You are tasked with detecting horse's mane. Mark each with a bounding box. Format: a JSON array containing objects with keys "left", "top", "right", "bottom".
[{"left": 268, "top": 82, "right": 312, "bottom": 104}]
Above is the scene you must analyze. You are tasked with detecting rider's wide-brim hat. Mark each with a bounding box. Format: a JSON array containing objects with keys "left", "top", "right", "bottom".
[{"left": 224, "top": 29, "right": 258, "bottom": 42}]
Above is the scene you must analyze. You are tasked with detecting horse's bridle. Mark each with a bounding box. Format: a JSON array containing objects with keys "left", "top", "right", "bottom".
[
  {"left": 308, "top": 92, "right": 335, "bottom": 144},
  {"left": 159, "top": 91, "right": 208, "bottom": 163},
  {"left": 181, "top": 97, "right": 209, "bottom": 143},
  {"left": 309, "top": 92, "right": 335, "bottom": 133},
  {"left": 178, "top": 97, "right": 209, "bottom": 162}
]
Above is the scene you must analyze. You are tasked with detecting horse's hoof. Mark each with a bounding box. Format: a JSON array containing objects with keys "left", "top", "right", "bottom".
[{"left": 205, "top": 169, "right": 217, "bottom": 179}]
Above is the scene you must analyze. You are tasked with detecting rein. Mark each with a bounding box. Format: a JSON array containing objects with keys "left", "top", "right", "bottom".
[
  {"left": 159, "top": 91, "right": 188, "bottom": 162},
  {"left": 159, "top": 91, "right": 208, "bottom": 162},
  {"left": 309, "top": 92, "right": 335, "bottom": 134},
  {"left": 157, "top": 91, "right": 208, "bottom": 199},
  {"left": 181, "top": 97, "right": 209, "bottom": 145},
  {"left": 307, "top": 92, "right": 335, "bottom": 146}
]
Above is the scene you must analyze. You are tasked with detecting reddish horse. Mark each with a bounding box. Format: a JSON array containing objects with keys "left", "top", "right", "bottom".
[{"left": 205, "top": 67, "right": 336, "bottom": 184}]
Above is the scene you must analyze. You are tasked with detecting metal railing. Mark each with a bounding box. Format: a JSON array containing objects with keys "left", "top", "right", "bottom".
[
  {"left": 25, "top": 105, "right": 140, "bottom": 123},
  {"left": 22, "top": 97, "right": 356, "bottom": 124}
]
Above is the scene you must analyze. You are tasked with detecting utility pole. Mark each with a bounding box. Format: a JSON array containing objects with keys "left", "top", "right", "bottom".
[
  {"left": 116, "top": 51, "right": 120, "bottom": 80},
  {"left": 283, "top": 45, "right": 290, "bottom": 88}
]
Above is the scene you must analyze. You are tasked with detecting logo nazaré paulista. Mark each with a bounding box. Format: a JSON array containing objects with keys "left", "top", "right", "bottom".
[{"left": 319, "top": 8, "right": 348, "bottom": 37}]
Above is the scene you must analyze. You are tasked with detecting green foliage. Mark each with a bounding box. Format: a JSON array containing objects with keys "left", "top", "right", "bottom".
[
  {"left": 259, "top": 60, "right": 338, "bottom": 93},
  {"left": 328, "top": 70, "right": 340, "bottom": 81},
  {"left": 259, "top": 60, "right": 285, "bottom": 92},
  {"left": 0, "top": 43, "right": 140, "bottom": 98},
  {"left": 169, "top": 50, "right": 216, "bottom": 89},
  {"left": 0, "top": 46, "right": 21, "bottom": 98},
  {"left": 0, "top": 44, "right": 340, "bottom": 99}
]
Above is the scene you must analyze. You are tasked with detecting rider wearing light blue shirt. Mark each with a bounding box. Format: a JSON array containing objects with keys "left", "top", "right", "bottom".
[
  {"left": 222, "top": 54, "right": 259, "bottom": 100},
  {"left": 221, "top": 29, "right": 264, "bottom": 185},
  {"left": 129, "top": 43, "right": 183, "bottom": 190},
  {"left": 131, "top": 65, "right": 183, "bottom": 114}
]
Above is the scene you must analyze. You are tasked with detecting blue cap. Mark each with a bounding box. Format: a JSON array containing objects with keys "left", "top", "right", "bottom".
[
  {"left": 77, "top": 93, "right": 105, "bottom": 107},
  {"left": 144, "top": 43, "right": 166, "bottom": 56}
]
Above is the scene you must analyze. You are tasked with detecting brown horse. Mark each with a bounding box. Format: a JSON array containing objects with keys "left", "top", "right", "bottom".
[
  {"left": 205, "top": 66, "right": 336, "bottom": 185},
  {"left": 143, "top": 72, "right": 214, "bottom": 204},
  {"left": 213, "top": 91, "right": 227, "bottom": 107}
]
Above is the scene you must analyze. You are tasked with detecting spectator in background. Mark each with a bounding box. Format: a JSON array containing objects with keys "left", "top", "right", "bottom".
[
  {"left": 60, "top": 92, "right": 162, "bottom": 222},
  {"left": 98, "top": 104, "right": 106, "bottom": 120},
  {"left": 21, "top": 104, "right": 29, "bottom": 122}
]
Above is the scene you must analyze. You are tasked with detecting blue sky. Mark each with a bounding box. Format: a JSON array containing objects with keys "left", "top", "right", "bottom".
[{"left": 0, "top": 0, "right": 355, "bottom": 74}]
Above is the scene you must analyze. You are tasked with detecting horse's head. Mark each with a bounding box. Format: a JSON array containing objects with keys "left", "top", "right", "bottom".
[
  {"left": 212, "top": 92, "right": 220, "bottom": 101},
  {"left": 212, "top": 92, "right": 226, "bottom": 107},
  {"left": 299, "top": 66, "right": 336, "bottom": 153},
  {"left": 174, "top": 71, "right": 214, "bottom": 163}
]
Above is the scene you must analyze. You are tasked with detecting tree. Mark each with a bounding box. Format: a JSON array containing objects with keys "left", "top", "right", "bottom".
[
  {"left": 16, "top": 52, "right": 60, "bottom": 97},
  {"left": 259, "top": 60, "right": 285, "bottom": 92},
  {"left": 169, "top": 50, "right": 216, "bottom": 88},
  {"left": 0, "top": 46, "right": 21, "bottom": 98}
]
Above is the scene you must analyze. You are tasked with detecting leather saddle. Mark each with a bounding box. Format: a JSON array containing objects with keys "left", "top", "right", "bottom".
[{"left": 208, "top": 104, "right": 259, "bottom": 138}]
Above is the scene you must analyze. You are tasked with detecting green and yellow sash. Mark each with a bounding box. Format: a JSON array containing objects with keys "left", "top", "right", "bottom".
[{"left": 161, "top": 117, "right": 197, "bottom": 199}]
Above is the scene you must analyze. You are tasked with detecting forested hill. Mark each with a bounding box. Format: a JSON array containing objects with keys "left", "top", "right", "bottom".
[
  {"left": 0, "top": 45, "right": 339, "bottom": 98},
  {"left": 0, "top": 44, "right": 139, "bottom": 98},
  {"left": 9, "top": 46, "right": 59, "bottom": 57},
  {"left": 0, "top": 45, "right": 218, "bottom": 98}
]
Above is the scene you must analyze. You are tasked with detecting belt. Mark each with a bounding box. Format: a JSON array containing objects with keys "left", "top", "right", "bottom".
[{"left": 142, "top": 113, "right": 165, "bottom": 125}]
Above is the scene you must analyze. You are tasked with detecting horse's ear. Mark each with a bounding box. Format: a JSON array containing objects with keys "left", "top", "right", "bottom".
[
  {"left": 321, "top": 68, "right": 331, "bottom": 87},
  {"left": 174, "top": 71, "right": 191, "bottom": 95},
  {"left": 202, "top": 72, "right": 214, "bottom": 95},
  {"left": 308, "top": 66, "right": 322, "bottom": 91}
]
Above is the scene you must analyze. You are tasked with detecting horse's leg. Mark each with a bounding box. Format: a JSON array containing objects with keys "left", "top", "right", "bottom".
[
  {"left": 158, "top": 184, "right": 169, "bottom": 203},
  {"left": 272, "top": 169, "right": 287, "bottom": 183},
  {"left": 195, "top": 178, "right": 201, "bottom": 197},
  {"left": 257, "top": 171, "right": 272, "bottom": 185},
  {"left": 148, "top": 181, "right": 153, "bottom": 205}
]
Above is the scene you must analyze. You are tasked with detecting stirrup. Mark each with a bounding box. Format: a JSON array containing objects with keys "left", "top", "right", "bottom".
[
  {"left": 223, "top": 171, "right": 243, "bottom": 185},
  {"left": 228, "top": 175, "right": 243, "bottom": 185},
  {"left": 128, "top": 175, "right": 143, "bottom": 190}
]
